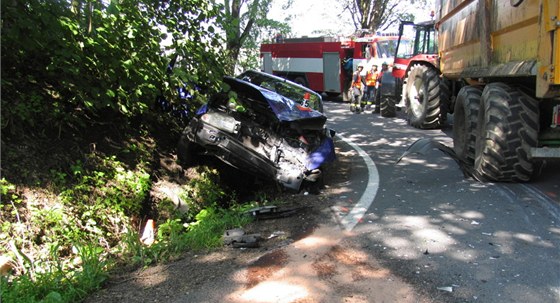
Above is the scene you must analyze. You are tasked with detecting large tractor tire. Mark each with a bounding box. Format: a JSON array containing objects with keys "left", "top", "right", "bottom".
[
  {"left": 474, "top": 83, "right": 539, "bottom": 182},
  {"left": 453, "top": 86, "right": 482, "bottom": 165},
  {"left": 404, "top": 64, "right": 443, "bottom": 129},
  {"left": 380, "top": 96, "right": 396, "bottom": 117}
]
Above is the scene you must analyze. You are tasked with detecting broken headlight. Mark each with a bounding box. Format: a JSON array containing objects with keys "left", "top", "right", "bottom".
[{"left": 201, "top": 112, "right": 241, "bottom": 134}]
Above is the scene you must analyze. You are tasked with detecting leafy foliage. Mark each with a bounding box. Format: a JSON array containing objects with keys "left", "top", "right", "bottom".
[
  {"left": 0, "top": 243, "right": 109, "bottom": 303},
  {"left": 0, "top": 0, "right": 292, "bottom": 302},
  {"left": 220, "top": 0, "right": 290, "bottom": 72},
  {"left": 0, "top": 0, "right": 226, "bottom": 138},
  {"left": 341, "top": 0, "right": 429, "bottom": 32}
]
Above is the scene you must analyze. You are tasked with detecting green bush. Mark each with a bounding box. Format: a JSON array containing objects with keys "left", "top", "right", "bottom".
[
  {"left": 0, "top": 243, "right": 109, "bottom": 303},
  {"left": 1, "top": 0, "right": 226, "bottom": 138}
]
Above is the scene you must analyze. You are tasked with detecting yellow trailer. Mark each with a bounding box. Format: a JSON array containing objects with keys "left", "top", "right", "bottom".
[
  {"left": 435, "top": 0, "right": 560, "bottom": 181},
  {"left": 438, "top": 0, "right": 559, "bottom": 97}
]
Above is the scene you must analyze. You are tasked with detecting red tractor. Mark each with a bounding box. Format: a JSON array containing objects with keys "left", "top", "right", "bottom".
[{"left": 392, "top": 20, "right": 452, "bottom": 129}]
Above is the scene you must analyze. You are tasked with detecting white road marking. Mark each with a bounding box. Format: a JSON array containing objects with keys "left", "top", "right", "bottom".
[{"left": 337, "top": 134, "right": 380, "bottom": 231}]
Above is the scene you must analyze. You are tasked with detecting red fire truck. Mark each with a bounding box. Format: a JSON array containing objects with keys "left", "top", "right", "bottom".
[{"left": 260, "top": 33, "right": 404, "bottom": 101}]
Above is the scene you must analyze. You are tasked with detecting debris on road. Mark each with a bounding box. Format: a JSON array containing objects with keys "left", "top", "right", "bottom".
[
  {"left": 245, "top": 205, "right": 309, "bottom": 220},
  {"left": 267, "top": 231, "right": 286, "bottom": 239},
  {"left": 437, "top": 286, "right": 453, "bottom": 292},
  {"left": 395, "top": 138, "right": 485, "bottom": 181},
  {"left": 223, "top": 228, "right": 261, "bottom": 248}
]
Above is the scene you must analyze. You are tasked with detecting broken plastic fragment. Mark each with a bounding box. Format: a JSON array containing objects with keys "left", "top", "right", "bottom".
[
  {"left": 140, "top": 219, "right": 155, "bottom": 246},
  {"left": 437, "top": 286, "right": 453, "bottom": 292},
  {"left": 268, "top": 231, "right": 286, "bottom": 239}
]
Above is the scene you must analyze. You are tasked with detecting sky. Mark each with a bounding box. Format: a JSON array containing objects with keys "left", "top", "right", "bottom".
[
  {"left": 268, "top": 0, "right": 435, "bottom": 37},
  {"left": 268, "top": 0, "right": 353, "bottom": 37}
]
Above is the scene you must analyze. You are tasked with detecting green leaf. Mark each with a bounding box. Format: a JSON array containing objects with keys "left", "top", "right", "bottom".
[
  {"left": 120, "top": 104, "right": 129, "bottom": 114},
  {"left": 106, "top": 89, "right": 116, "bottom": 98},
  {"left": 44, "top": 291, "right": 63, "bottom": 302},
  {"left": 107, "top": 2, "right": 121, "bottom": 15}
]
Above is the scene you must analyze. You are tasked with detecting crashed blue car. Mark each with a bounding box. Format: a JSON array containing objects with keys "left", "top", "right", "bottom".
[{"left": 178, "top": 76, "right": 336, "bottom": 191}]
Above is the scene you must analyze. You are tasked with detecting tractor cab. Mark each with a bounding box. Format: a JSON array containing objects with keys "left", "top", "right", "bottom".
[{"left": 392, "top": 20, "right": 439, "bottom": 79}]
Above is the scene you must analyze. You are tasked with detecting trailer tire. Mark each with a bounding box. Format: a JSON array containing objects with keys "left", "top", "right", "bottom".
[
  {"left": 474, "top": 83, "right": 539, "bottom": 182},
  {"left": 453, "top": 86, "right": 482, "bottom": 165},
  {"left": 380, "top": 97, "right": 396, "bottom": 117},
  {"left": 405, "top": 64, "right": 442, "bottom": 129},
  {"left": 440, "top": 78, "right": 453, "bottom": 124}
]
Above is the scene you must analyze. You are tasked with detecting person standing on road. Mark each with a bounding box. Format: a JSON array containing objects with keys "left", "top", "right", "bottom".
[
  {"left": 373, "top": 62, "right": 389, "bottom": 114},
  {"left": 364, "top": 65, "right": 379, "bottom": 110},
  {"left": 350, "top": 64, "right": 365, "bottom": 113}
]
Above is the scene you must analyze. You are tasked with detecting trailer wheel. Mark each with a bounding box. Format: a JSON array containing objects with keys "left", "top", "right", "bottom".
[
  {"left": 440, "top": 78, "right": 453, "bottom": 124},
  {"left": 405, "top": 64, "right": 442, "bottom": 129},
  {"left": 474, "top": 83, "right": 539, "bottom": 182},
  {"left": 453, "top": 86, "right": 482, "bottom": 165},
  {"left": 380, "top": 97, "right": 396, "bottom": 117}
]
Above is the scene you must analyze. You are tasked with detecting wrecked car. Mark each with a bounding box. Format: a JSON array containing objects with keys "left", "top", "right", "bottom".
[
  {"left": 178, "top": 76, "right": 336, "bottom": 191},
  {"left": 236, "top": 70, "right": 324, "bottom": 113}
]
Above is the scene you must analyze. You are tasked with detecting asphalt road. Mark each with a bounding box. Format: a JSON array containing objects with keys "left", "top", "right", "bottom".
[{"left": 324, "top": 100, "right": 560, "bottom": 303}]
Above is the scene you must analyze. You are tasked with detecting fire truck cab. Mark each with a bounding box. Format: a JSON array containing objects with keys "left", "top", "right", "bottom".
[{"left": 260, "top": 33, "right": 405, "bottom": 101}]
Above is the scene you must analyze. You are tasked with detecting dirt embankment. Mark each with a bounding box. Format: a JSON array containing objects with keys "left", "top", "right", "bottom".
[{"left": 85, "top": 142, "right": 437, "bottom": 303}]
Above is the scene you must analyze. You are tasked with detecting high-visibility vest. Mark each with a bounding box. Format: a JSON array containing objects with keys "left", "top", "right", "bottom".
[
  {"left": 365, "top": 71, "right": 378, "bottom": 86},
  {"left": 352, "top": 72, "right": 363, "bottom": 88}
]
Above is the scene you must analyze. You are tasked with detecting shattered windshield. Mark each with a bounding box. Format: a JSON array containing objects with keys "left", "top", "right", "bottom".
[{"left": 237, "top": 71, "right": 322, "bottom": 112}]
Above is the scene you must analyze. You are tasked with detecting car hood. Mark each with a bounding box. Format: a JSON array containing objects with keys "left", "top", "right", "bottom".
[{"left": 221, "top": 77, "right": 326, "bottom": 128}]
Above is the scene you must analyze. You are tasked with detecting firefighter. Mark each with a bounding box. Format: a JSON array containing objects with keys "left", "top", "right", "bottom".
[
  {"left": 350, "top": 64, "right": 365, "bottom": 113},
  {"left": 373, "top": 62, "right": 389, "bottom": 114},
  {"left": 364, "top": 65, "right": 379, "bottom": 109}
]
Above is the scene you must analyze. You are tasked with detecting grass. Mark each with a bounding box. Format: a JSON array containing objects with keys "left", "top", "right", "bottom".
[{"left": 1, "top": 187, "right": 257, "bottom": 303}]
